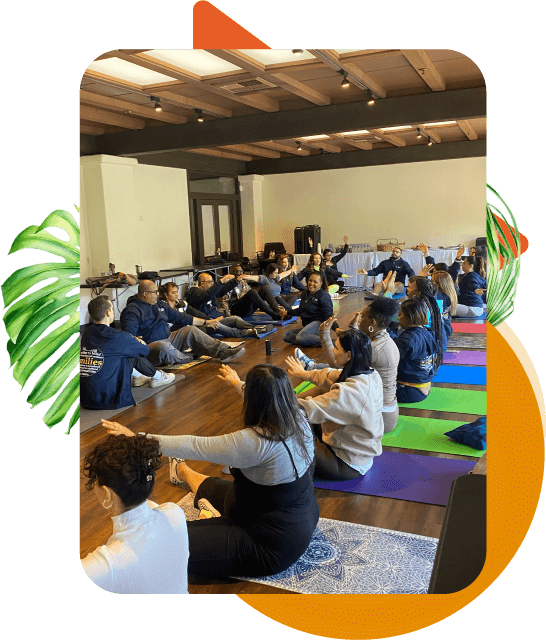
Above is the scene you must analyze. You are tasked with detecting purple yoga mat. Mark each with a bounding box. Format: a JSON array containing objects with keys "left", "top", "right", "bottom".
[
  {"left": 313, "top": 451, "right": 475, "bottom": 506},
  {"left": 443, "top": 350, "right": 486, "bottom": 366}
]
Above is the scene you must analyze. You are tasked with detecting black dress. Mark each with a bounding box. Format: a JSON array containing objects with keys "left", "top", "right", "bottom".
[{"left": 186, "top": 439, "right": 319, "bottom": 579}]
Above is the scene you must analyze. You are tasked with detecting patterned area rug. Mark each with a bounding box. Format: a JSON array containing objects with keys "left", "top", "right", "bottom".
[{"left": 177, "top": 495, "right": 438, "bottom": 594}]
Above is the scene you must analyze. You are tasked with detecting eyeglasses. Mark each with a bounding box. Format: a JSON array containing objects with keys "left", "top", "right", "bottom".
[{"left": 145, "top": 289, "right": 159, "bottom": 295}]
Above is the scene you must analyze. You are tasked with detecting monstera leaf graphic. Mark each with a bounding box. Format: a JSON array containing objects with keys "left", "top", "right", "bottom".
[{"left": 2, "top": 209, "right": 80, "bottom": 432}]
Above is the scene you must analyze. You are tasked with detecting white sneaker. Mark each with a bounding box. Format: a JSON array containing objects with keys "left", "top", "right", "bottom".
[
  {"left": 150, "top": 371, "right": 178, "bottom": 387},
  {"left": 295, "top": 348, "right": 315, "bottom": 371},
  {"left": 131, "top": 375, "right": 151, "bottom": 387},
  {"left": 197, "top": 498, "right": 221, "bottom": 518}
]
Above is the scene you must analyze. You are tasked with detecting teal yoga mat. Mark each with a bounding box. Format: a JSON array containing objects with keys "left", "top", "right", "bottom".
[
  {"left": 398, "top": 387, "right": 486, "bottom": 415},
  {"left": 382, "top": 415, "right": 486, "bottom": 457}
]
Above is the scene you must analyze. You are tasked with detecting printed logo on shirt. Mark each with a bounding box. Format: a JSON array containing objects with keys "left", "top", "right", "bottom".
[
  {"left": 418, "top": 355, "right": 434, "bottom": 373},
  {"left": 80, "top": 346, "right": 104, "bottom": 377}
]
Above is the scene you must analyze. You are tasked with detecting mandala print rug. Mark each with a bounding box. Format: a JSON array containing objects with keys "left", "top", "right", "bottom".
[{"left": 177, "top": 495, "right": 438, "bottom": 594}]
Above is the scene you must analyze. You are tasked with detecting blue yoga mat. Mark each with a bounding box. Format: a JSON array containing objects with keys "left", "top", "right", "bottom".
[
  {"left": 209, "top": 326, "right": 278, "bottom": 340},
  {"left": 314, "top": 451, "right": 475, "bottom": 505},
  {"left": 242, "top": 314, "right": 297, "bottom": 327},
  {"left": 434, "top": 365, "right": 486, "bottom": 385}
]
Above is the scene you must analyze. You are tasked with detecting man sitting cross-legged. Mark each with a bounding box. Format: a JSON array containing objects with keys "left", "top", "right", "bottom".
[
  {"left": 184, "top": 272, "right": 273, "bottom": 337},
  {"left": 357, "top": 246, "right": 414, "bottom": 294},
  {"left": 221, "top": 264, "right": 285, "bottom": 320},
  {"left": 81, "top": 295, "right": 175, "bottom": 410},
  {"left": 120, "top": 280, "right": 245, "bottom": 367}
]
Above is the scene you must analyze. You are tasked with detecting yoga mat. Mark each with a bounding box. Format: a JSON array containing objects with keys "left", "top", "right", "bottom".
[
  {"left": 294, "top": 381, "right": 316, "bottom": 394},
  {"left": 177, "top": 495, "right": 438, "bottom": 594},
  {"left": 443, "top": 350, "right": 486, "bottom": 366},
  {"left": 242, "top": 314, "right": 297, "bottom": 327},
  {"left": 454, "top": 310, "right": 487, "bottom": 320},
  {"left": 363, "top": 291, "right": 405, "bottom": 300},
  {"left": 382, "top": 415, "right": 486, "bottom": 457},
  {"left": 399, "top": 387, "right": 486, "bottom": 415},
  {"left": 447, "top": 334, "right": 486, "bottom": 349},
  {"left": 209, "top": 327, "right": 277, "bottom": 340},
  {"left": 434, "top": 365, "right": 486, "bottom": 385},
  {"left": 313, "top": 451, "right": 475, "bottom": 505},
  {"left": 452, "top": 323, "right": 486, "bottom": 334}
]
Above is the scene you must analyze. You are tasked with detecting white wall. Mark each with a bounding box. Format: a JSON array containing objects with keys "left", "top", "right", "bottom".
[
  {"left": 80, "top": 155, "right": 192, "bottom": 280},
  {"left": 257, "top": 157, "right": 486, "bottom": 253}
]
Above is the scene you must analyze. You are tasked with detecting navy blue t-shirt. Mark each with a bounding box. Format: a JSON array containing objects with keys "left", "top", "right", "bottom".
[
  {"left": 121, "top": 298, "right": 193, "bottom": 343},
  {"left": 289, "top": 289, "right": 333, "bottom": 326},
  {"left": 458, "top": 272, "right": 486, "bottom": 308},
  {"left": 80, "top": 324, "right": 149, "bottom": 410}
]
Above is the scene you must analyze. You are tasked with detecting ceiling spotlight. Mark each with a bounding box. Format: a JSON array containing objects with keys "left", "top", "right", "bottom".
[
  {"left": 427, "top": 137, "right": 433, "bottom": 146},
  {"left": 292, "top": 49, "right": 304, "bottom": 55},
  {"left": 150, "top": 96, "right": 162, "bottom": 111},
  {"left": 297, "top": 141, "right": 302, "bottom": 151},
  {"left": 338, "top": 70, "right": 350, "bottom": 88},
  {"left": 319, "top": 148, "right": 325, "bottom": 155},
  {"left": 195, "top": 108, "right": 204, "bottom": 122},
  {"left": 366, "top": 89, "right": 375, "bottom": 105},
  {"left": 416, "top": 128, "right": 423, "bottom": 139}
]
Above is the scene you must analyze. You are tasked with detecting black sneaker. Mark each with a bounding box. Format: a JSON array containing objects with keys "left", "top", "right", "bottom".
[
  {"left": 255, "top": 324, "right": 274, "bottom": 334},
  {"left": 219, "top": 344, "right": 245, "bottom": 363}
]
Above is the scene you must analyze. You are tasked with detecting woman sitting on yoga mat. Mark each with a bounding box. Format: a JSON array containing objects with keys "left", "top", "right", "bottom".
[
  {"left": 81, "top": 433, "right": 189, "bottom": 594},
  {"left": 102, "top": 364, "right": 318, "bottom": 580},
  {"left": 406, "top": 276, "right": 447, "bottom": 353},
  {"left": 242, "top": 262, "right": 295, "bottom": 315},
  {"left": 395, "top": 298, "right": 441, "bottom": 403},
  {"left": 286, "top": 329, "right": 384, "bottom": 482},
  {"left": 430, "top": 270, "right": 458, "bottom": 340},
  {"left": 323, "top": 235, "right": 352, "bottom": 291},
  {"left": 280, "top": 271, "right": 334, "bottom": 347},
  {"left": 299, "top": 250, "right": 326, "bottom": 284},
  {"left": 454, "top": 255, "right": 487, "bottom": 318},
  {"left": 294, "top": 297, "right": 401, "bottom": 434}
]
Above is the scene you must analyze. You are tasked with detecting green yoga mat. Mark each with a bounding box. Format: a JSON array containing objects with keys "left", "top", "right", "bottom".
[
  {"left": 399, "top": 387, "right": 486, "bottom": 415},
  {"left": 294, "top": 381, "right": 316, "bottom": 394},
  {"left": 382, "top": 415, "right": 485, "bottom": 457}
]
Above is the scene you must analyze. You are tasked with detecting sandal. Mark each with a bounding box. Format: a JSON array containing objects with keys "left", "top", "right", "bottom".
[{"left": 169, "top": 457, "right": 186, "bottom": 485}]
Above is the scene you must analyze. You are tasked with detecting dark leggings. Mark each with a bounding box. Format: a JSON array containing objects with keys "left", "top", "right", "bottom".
[
  {"left": 230, "top": 289, "right": 280, "bottom": 319},
  {"left": 312, "top": 424, "right": 362, "bottom": 481},
  {"left": 129, "top": 356, "right": 156, "bottom": 377},
  {"left": 396, "top": 383, "right": 430, "bottom": 403}
]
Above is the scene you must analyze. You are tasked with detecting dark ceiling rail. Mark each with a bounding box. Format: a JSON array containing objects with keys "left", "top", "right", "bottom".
[
  {"left": 245, "top": 140, "right": 486, "bottom": 175},
  {"left": 90, "top": 87, "right": 486, "bottom": 157},
  {"left": 134, "top": 150, "right": 247, "bottom": 175}
]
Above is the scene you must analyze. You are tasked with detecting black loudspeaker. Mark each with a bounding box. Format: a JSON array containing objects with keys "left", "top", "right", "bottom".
[
  {"left": 294, "top": 227, "right": 306, "bottom": 254},
  {"left": 304, "top": 224, "right": 321, "bottom": 251},
  {"left": 475, "top": 237, "right": 486, "bottom": 248}
]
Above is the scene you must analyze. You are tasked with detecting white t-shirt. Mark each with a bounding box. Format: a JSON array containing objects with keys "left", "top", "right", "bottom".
[{"left": 82, "top": 500, "right": 189, "bottom": 594}]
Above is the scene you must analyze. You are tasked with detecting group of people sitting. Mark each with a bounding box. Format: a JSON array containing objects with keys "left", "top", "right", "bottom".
[{"left": 81, "top": 241, "right": 486, "bottom": 593}]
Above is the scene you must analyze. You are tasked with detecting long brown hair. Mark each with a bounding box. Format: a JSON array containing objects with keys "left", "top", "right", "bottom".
[
  {"left": 306, "top": 252, "right": 325, "bottom": 272},
  {"left": 432, "top": 271, "right": 458, "bottom": 315}
]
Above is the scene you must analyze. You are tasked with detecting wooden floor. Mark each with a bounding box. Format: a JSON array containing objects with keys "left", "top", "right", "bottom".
[{"left": 80, "top": 292, "right": 485, "bottom": 594}]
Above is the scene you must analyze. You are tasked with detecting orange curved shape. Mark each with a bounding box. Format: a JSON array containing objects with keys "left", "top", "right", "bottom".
[{"left": 193, "top": 1, "right": 269, "bottom": 48}]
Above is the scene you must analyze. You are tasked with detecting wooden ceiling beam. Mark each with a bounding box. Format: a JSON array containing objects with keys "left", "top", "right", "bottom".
[
  {"left": 83, "top": 69, "right": 143, "bottom": 91},
  {"left": 80, "top": 90, "right": 188, "bottom": 124},
  {"left": 417, "top": 125, "right": 441, "bottom": 144},
  {"left": 369, "top": 129, "right": 406, "bottom": 147},
  {"left": 401, "top": 50, "right": 446, "bottom": 91},
  {"left": 205, "top": 49, "right": 265, "bottom": 76},
  {"left": 151, "top": 90, "right": 232, "bottom": 118},
  {"left": 80, "top": 124, "right": 106, "bottom": 136},
  {"left": 310, "top": 49, "right": 387, "bottom": 98},
  {"left": 270, "top": 72, "right": 331, "bottom": 106},
  {"left": 218, "top": 144, "right": 281, "bottom": 158},
  {"left": 457, "top": 119, "right": 478, "bottom": 140},
  {"left": 331, "top": 134, "right": 373, "bottom": 150},
  {"left": 94, "top": 88, "right": 486, "bottom": 156},
  {"left": 253, "top": 141, "right": 311, "bottom": 156},
  {"left": 187, "top": 148, "right": 253, "bottom": 162},
  {"left": 80, "top": 105, "right": 146, "bottom": 129},
  {"left": 300, "top": 140, "right": 342, "bottom": 153}
]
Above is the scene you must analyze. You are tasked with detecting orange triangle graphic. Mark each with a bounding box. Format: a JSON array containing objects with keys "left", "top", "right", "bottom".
[{"left": 193, "top": 1, "right": 269, "bottom": 48}]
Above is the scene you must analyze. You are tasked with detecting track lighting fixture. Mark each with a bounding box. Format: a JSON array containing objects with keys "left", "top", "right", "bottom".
[
  {"left": 338, "top": 70, "right": 350, "bottom": 88},
  {"left": 427, "top": 136, "right": 433, "bottom": 146},
  {"left": 416, "top": 128, "right": 422, "bottom": 139},
  {"left": 195, "top": 109, "right": 204, "bottom": 122},
  {"left": 366, "top": 89, "right": 375, "bottom": 105},
  {"left": 150, "top": 96, "right": 162, "bottom": 111},
  {"left": 319, "top": 148, "right": 325, "bottom": 155},
  {"left": 297, "top": 141, "right": 302, "bottom": 151},
  {"left": 292, "top": 49, "right": 304, "bottom": 55}
]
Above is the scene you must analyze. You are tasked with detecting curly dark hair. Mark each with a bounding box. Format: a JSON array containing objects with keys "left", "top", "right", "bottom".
[
  {"left": 158, "top": 282, "right": 178, "bottom": 301},
  {"left": 82, "top": 434, "right": 163, "bottom": 509},
  {"left": 365, "top": 297, "right": 400, "bottom": 330}
]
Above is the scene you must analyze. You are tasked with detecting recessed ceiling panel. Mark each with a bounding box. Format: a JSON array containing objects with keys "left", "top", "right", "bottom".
[
  {"left": 146, "top": 50, "right": 241, "bottom": 75},
  {"left": 239, "top": 49, "right": 315, "bottom": 64},
  {"left": 87, "top": 58, "right": 176, "bottom": 84}
]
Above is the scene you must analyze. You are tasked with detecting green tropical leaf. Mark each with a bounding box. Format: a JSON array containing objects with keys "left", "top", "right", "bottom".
[
  {"left": 486, "top": 185, "right": 521, "bottom": 327},
  {"left": 2, "top": 209, "right": 80, "bottom": 431}
]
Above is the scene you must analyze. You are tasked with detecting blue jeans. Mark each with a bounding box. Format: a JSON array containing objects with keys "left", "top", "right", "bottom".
[
  {"left": 283, "top": 321, "right": 322, "bottom": 347},
  {"left": 396, "top": 383, "right": 429, "bottom": 403}
]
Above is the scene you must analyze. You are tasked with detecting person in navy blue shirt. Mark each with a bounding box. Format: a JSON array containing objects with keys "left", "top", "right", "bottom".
[
  {"left": 357, "top": 246, "right": 414, "bottom": 294},
  {"left": 394, "top": 298, "right": 440, "bottom": 403},
  {"left": 454, "top": 256, "right": 487, "bottom": 317},
  {"left": 280, "top": 271, "right": 333, "bottom": 347},
  {"left": 323, "top": 236, "right": 351, "bottom": 290},
  {"left": 81, "top": 296, "right": 175, "bottom": 410},
  {"left": 276, "top": 254, "right": 305, "bottom": 305}
]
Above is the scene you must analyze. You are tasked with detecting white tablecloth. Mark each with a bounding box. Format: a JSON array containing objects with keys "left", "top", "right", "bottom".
[{"left": 293, "top": 249, "right": 458, "bottom": 287}]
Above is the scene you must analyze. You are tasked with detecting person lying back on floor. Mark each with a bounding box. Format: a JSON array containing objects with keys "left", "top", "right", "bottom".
[
  {"left": 81, "top": 295, "right": 175, "bottom": 410},
  {"left": 102, "top": 364, "right": 319, "bottom": 580},
  {"left": 286, "top": 329, "right": 384, "bottom": 482},
  {"left": 82, "top": 433, "right": 189, "bottom": 594},
  {"left": 120, "top": 280, "right": 245, "bottom": 366}
]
